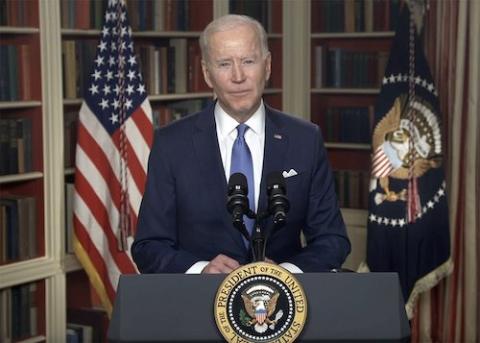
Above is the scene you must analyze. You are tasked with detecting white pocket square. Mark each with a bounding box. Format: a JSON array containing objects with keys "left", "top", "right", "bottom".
[{"left": 282, "top": 169, "right": 298, "bottom": 178}]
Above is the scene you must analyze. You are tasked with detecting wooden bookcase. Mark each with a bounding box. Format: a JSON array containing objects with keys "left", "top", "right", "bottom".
[
  {"left": 0, "top": 0, "right": 65, "bottom": 341},
  {"left": 309, "top": 0, "right": 400, "bottom": 270}
]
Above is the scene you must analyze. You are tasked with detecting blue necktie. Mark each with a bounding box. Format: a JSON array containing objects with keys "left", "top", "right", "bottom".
[{"left": 230, "top": 124, "right": 255, "bottom": 246}]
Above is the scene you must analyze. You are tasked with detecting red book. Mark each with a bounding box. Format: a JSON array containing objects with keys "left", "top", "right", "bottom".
[{"left": 75, "top": 0, "right": 90, "bottom": 29}]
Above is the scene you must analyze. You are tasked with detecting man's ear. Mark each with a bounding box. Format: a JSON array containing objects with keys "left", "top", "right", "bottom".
[
  {"left": 265, "top": 52, "right": 272, "bottom": 82},
  {"left": 201, "top": 59, "right": 214, "bottom": 88}
]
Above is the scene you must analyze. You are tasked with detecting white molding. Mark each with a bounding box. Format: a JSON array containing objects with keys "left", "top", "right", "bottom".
[
  {"left": 39, "top": 1, "right": 67, "bottom": 341},
  {"left": 213, "top": 0, "right": 229, "bottom": 18},
  {"left": 40, "top": 0, "right": 65, "bottom": 264},
  {"left": 283, "top": 0, "right": 310, "bottom": 119},
  {"left": 46, "top": 273, "right": 66, "bottom": 342},
  {"left": 0, "top": 257, "right": 58, "bottom": 289}
]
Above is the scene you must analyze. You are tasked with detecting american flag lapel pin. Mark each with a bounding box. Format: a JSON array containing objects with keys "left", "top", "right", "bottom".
[{"left": 273, "top": 134, "right": 282, "bottom": 140}]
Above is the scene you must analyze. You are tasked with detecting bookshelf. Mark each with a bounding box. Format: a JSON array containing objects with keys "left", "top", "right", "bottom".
[
  {"left": 0, "top": 0, "right": 66, "bottom": 341},
  {"left": 308, "top": 0, "right": 402, "bottom": 270}
]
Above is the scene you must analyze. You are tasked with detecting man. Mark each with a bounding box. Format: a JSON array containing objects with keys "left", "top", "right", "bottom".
[{"left": 132, "top": 15, "right": 350, "bottom": 274}]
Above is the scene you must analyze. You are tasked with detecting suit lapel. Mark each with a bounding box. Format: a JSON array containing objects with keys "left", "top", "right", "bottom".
[
  {"left": 191, "top": 105, "right": 246, "bottom": 251},
  {"left": 258, "top": 107, "right": 289, "bottom": 215}
]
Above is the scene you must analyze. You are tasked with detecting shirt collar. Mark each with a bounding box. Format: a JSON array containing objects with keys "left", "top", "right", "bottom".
[{"left": 214, "top": 100, "right": 265, "bottom": 138}]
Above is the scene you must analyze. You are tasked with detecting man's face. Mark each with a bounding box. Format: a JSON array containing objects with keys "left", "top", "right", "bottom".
[{"left": 201, "top": 24, "right": 271, "bottom": 122}]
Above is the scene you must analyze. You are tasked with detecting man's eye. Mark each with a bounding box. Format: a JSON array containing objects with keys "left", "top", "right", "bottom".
[
  {"left": 243, "top": 59, "right": 255, "bottom": 65},
  {"left": 218, "top": 62, "right": 231, "bottom": 68}
]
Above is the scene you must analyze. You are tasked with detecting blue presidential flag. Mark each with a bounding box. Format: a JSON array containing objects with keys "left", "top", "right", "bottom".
[{"left": 366, "top": 5, "right": 452, "bottom": 319}]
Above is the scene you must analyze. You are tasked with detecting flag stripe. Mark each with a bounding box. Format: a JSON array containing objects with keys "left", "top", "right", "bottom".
[
  {"left": 79, "top": 105, "right": 143, "bottom": 215},
  {"left": 111, "top": 129, "right": 147, "bottom": 196},
  {"left": 77, "top": 122, "right": 122, "bottom": 212},
  {"left": 73, "top": 214, "right": 117, "bottom": 302},
  {"left": 75, "top": 168, "right": 137, "bottom": 273},
  {"left": 129, "top": 102, "right": 153, "bottom": 167}
]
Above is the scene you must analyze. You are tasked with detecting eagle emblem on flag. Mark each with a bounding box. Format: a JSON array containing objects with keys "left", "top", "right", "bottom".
[
  {"left": 240, "top": 285, "right": 283, "bottom": 334},
  {"left": 371, "top": 95, "right": 442, "bottom": 205}
]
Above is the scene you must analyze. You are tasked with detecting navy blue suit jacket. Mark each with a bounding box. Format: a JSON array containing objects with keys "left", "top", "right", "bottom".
[{"left": 132, "top": 102, "right": 350, "bottom": 273}]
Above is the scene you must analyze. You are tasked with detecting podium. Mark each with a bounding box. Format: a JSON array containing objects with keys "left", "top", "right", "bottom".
[{"left": 108, "top": 273, "right": 410, "bottom": 342}]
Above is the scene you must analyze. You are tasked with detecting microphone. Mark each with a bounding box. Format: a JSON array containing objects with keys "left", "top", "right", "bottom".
[
  {"left": 227, "top": 173, "right": 250, "bottom": 230},
  {"left": 267, "top": 171, "right": 290, "bottom": 227}
]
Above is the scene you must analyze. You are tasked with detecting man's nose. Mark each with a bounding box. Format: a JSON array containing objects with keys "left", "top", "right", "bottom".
[{"left": 231, "top": 62, "right": 246, "bottom": 83}]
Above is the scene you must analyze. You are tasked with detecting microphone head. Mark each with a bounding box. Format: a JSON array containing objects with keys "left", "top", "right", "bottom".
[
  {"left": 228, "top": 172, "right": 248, "bottom": 194},
  {"left": 267, "top": 171, "right": 286, "bottom": 194}
]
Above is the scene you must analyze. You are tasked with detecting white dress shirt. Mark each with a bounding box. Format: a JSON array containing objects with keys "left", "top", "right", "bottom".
[{"left": 186, "top": 101, "right": 302, "bottom": 274}]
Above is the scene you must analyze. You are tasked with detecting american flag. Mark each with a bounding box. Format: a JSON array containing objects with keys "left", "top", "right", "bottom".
[{"left": 73, "top": 0, "right": 153, "bottom": 315}]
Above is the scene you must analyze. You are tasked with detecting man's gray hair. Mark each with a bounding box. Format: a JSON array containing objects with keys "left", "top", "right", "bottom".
[{"left": 199, "top": 14, "right": 269, "bottom": 62}]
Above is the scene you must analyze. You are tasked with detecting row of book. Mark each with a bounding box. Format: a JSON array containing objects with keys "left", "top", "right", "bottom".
[
  {"left": 314, "top": 46, "right": 388, "bottom": 88},
  {"left": 62, "top": 40, "right": 97, "bottom": 99},
  {"left": 60, "top": 0, "right": 209, "bottom": 32},
  {"left": 152, "top": 98, "right": 210, "bottom": 128},
  {"left": 60, "top": 0, "right": 106, "bottom": 30},
  {"left": 321, "top": 106, "right": 373, "bottom": 144},
  {"left": 67, "top": 307, "right": 109, "bottom": 343},
  {"left": 0, "top": 282, "right": 39, "bottom": 342},
  {"left": 333, "top": 169, "right": 370, "bottom": 210},
  {"left": 126, "top": 0, "right": 209, "bottom": 32},
  {"left": 137, "top": 38, "right": 188, "bottom": 94},
  {"left": 0, "top": 195, "right": 37, "bottom": 264},
  {"left": 0, "top": 117, "right": 33, "bottom": 176},
  {"left": 65, "top": 182, "right": 74, "bottom": 254},
  {"left": 0, "top": 45, "right": 31, "bottom": 101},
  {"left": 312, "top": 0, "right": 402, "bottom": 33},
  {"left": 136, "top": 39, "right": 208, "bottom": 95},
  {"left": 64, "top": 112, "right": 78, "bottom": 169},
  {"left": 229, "top": 0, "right": 278, "bottom": 34},
  {"left": 61, "top": 38, "right": 209, "bottom": 99},
  {"left": 0, "top": 0, "right": 33, "bottom": 27}
]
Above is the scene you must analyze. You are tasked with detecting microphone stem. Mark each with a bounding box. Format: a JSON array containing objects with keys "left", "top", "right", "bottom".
[{"left": 251, "top": 222, "right": 265, "bottom": 262}]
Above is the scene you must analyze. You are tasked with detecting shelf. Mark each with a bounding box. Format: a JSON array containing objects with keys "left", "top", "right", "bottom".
[
  {"left": 0, "top": 101, "right": 42, "bottom": 109},
  {"left": 17, "top": 335, "right": 47, "bottom": 343},
  {"left": 61, "top": 29, "right": 283, "bottom": 39},
  {"left": 64, "top": 89, "right": 282, "bottom": 103},
  {"left": 61, "top": 28, "right": 203, "bottom": 38},
  {"left": 64, "top": 168, "right": 75, "bottom": 176},
  {"left": 64, "top": 92, "right": 216, "bottom": 105},
  {"left": 0, "top": 257, "right": 57, "bottom": 289},
  {"left": 148, "top": 92, "right": 213, "bottom": 102},
  {"left": 311, "top": 31, "right": 394, "bottom": 39},
  {"left": 311, "top": 88, "right": 380, "bottom": 95},
  {"left": 325, "top": 143, "right": 371, "bottom": 150},
  {"left": 63, "top": 254, "right": 83, "bottom": 273},
  {"left": 340, "top": 208, "right": 368, "bottom": 227},
  {"left": 263, "top": 88, "right": 282, "bottom": 94},
  {"left": 0, "top": 172, "right": 44, "bottom": 184},
  {"left": 63, "top": 99, "right": 82, "bottom": 106},
  {"left": 0, "top": 26, "right": 40, "bottom": 34}
]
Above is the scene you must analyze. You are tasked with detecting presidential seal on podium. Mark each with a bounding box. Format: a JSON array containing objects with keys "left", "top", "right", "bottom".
[{"left": 214, "top": 262, "right": 307, "bottom": 343}]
